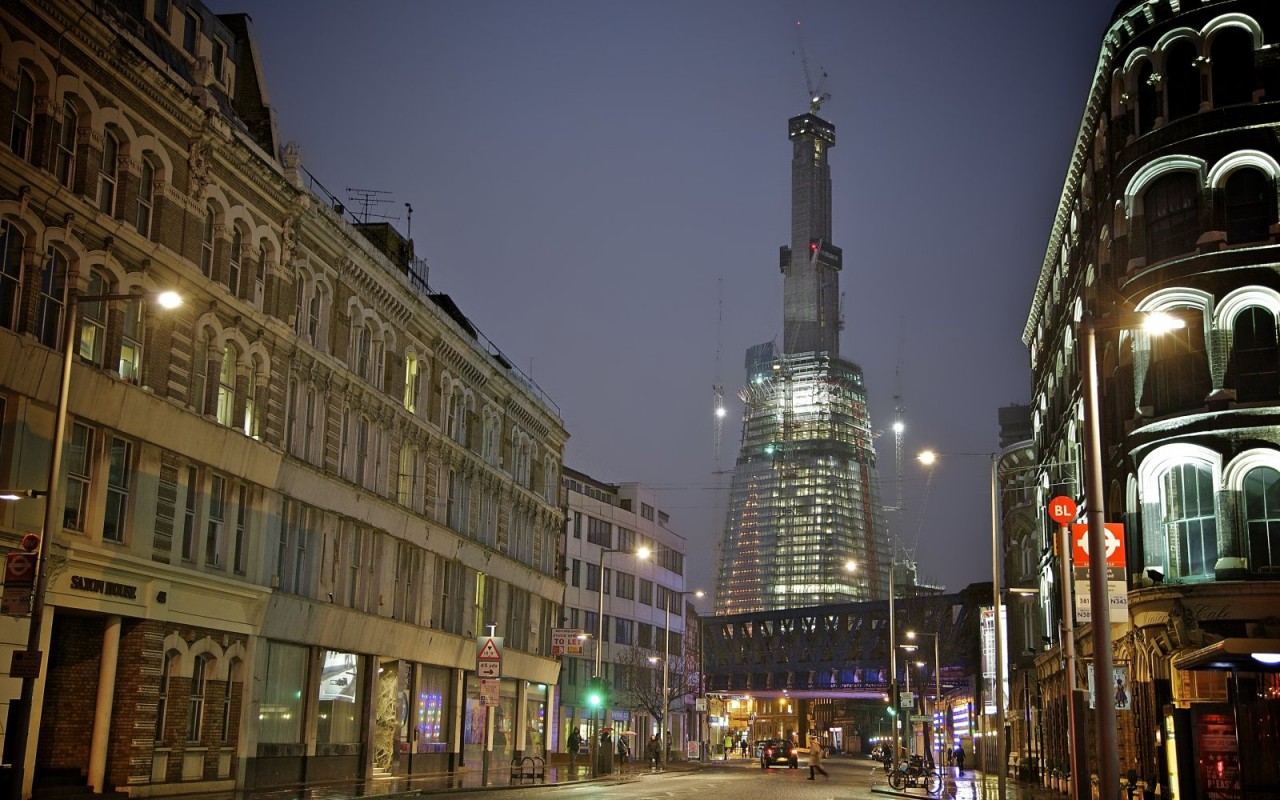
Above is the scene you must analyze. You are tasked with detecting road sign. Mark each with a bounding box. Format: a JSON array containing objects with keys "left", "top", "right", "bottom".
[
  {"left": 4, "top": 552, "right": 35, "bottom": 586},
  {"left": 479, "top": 677, "right": 499, "bottom": 707},
  {"left": 476, "top": 635, "right": 503, "bottom": 678},
  {"left": 900, "top": 692, "right": 915, "bottom": 708},
  {"left": 1, "top": 587, "right": 31, "bottom": 616},
  {"left": 9, "top": 650, "right": 41, "bottom": 679},
  {"left": 1072, "top": 522, "right": 1127, "bottom": 568},
  {"left": 1048, "top": 496, "right": 1077, "bottom": 525},
  {"left": 909, "top": 715, "right": 931, "bottom": 722}
]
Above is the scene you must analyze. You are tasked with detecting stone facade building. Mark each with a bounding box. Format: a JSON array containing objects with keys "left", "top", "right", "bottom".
[
  {"left": 0, "top": 0, "right": 566, "bottom": 795},
  {"left": 1025, "top": 1, "right": 1280, "bottom": 797}
]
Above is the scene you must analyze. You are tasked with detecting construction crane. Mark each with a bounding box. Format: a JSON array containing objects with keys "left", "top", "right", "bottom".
[
  {"left": 795, "top": 21, "right": 830, "bottom": 114},
  {"left": 713, "top": 279, "right": 727, "bottom": 471}
]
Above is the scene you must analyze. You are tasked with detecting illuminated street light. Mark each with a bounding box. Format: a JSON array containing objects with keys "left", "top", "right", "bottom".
[
  {"left": 1077, "top": 308, "right": 1185, "bottom": 800},
  {"left": 908, "top": 630, "right": 942, "bottom": 769}
]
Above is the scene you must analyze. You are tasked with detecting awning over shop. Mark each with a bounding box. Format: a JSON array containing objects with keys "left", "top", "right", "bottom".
[{"left": 1171, "top": 637, "right": 1280, "bottom": 672}]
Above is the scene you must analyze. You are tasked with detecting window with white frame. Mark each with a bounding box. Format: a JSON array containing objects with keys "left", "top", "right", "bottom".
[
  {"left": 36, "top": 248, "right": 67, "bottom": 350},
  {"left": 187, "top": 653, "right": 208, "bottom": 741},
  {"left": 0, "top": 221, "right": 22, "bottom": 331},
  {"left": 1243, "top": 465, "right": 1280, "bottom": 572},
  {"left": 397, "top": 443, "right": 418, "bottom": 507},
  {"left": 307, "top": 284, "right": 324, "bottom": 346},
  {"left": 156, "top": 651, "right": 175, "bottom": 741},
  {"left": 446, "top": 385, "right": 463, "bottom": 442},
  {"left": 97, "top": 130, "right": 119, "bottom": 216},
  {"left": 355, "top": 415, "right": 370, "bottom": 487},
  {"left": 232, "top": 484, "right": 249, "bottom": 574},
  {"left": 182, "top": 465, "right": 198, "bottom": 561},
  {"left": 220, "top": 659, "right": 236, "bottom": 743},
  {"left": 254, "top": 241, "right": 266, "bottom": 306},
  {"left": 243, "top": 363, "right": 260, "bottom": 439},
  {"left": 64, "top": 422, "right": 94, "bottom": 531},
  {"left": 135, "top": 156, "right": 155, "bottom": 237},
  {"left": 9, "top": 67, "right": 34, "bottom": 161},
  {"left": 404, "top": 352, "right": 419, "bottom": 412},
  {"left": 77, "top": 271, "right": 108, "bottom": 367},
  {"left": 1159, "top": 460, "right": 1218, "bottom": 580},
  {"left": 55, "top": 100, "right": 77, "bottom": 189},
  {"left": 227, "top": 227, "right": 243, "bottom": 297},
  {"left": 200, "top": 206, "right": 215, "bottom": 278},
  {"left": 304, "top": 386, "right": 318, "bottom": 464},
  {"left": 216, "top": 344, "right": 236, "bottom": 427},
  {"left": 103, "top": 436, "right": 132, "bottom": 543},
  {"left": 211, "top": 37, "right": 226, "bottom": 83},
  {"left": 119, "top": 298, "right": 143, "bottom": 383},
  {"left": 152, "top": 0, "right": 170, "bottom": 32},
  {"left": 206, "top": 474, "right": 226, "bottom": 567},
  {"left": 182, "top": 9, "right": 199, "bottom": 55},
  {"left": 1143, "top": 172, "right": 1200, "bottom": 263}
]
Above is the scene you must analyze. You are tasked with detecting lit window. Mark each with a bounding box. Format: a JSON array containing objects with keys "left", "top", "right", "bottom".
[
  {"left": 77, "top": 272, "right": 108, "bottom": 367},
  {"left": 216, "top": 345, "right": 235, "bottom": 427},
  {"left": 119, "top": 299, "right": 143, "bottom": 383},
  {"left": 1160, "top": 461, "right": 1217, "bottom": 580}
]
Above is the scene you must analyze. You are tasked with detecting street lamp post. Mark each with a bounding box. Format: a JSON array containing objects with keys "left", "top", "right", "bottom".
[
  {"left": 10, "top": 288, "right": 180, "bottom": 800},
  {"left": 888, "top": 557, "right": 899, "bottom": 764},
  {"left": 658, "top": 588, "right": 704, "bottom": 768},
  {"left": 593, "top": 545, "right": 648, "bottom": 776},
  {"left": 917, "top": 449, "right": 1005, "bottom": 800}
]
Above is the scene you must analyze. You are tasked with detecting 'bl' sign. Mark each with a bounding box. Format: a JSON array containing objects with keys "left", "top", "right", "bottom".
[{"left": 1048, "top": 496, "right": 1078, "bottom": 525}]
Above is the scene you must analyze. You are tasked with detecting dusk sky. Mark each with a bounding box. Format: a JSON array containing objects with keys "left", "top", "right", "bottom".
[{"left": 211, "top": 0, "right": 1122, "bottom": 606}]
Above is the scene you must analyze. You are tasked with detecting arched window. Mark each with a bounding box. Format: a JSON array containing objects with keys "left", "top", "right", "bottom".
[
  {"left": 220, "top": 658, "right": 240, "bottom": 743},
  {"left": 1137, "top": 61, "right": 1158, "bottom": 135},
  {"left": 156, "top": 651, "right": 176, "bottom": 742},
  {"left": 254, "top": 241, "right": 267, "bottom": 305},
  {"left": 1243, "top": 466, "right": 1280, "bottom": 571},
  {"left": 216, "top": 344, "right": 236, "bottom": 427},
  {"left": 1224, "top": 167, "right": 1272, "bottom": 244},
  {"left": 200, "top": 205, "right": 216, "bottom": 278},
  {"left": 0, "top": 222, "right": 23, "bottom": 331},
  {"left": 119, "top": 298, "right": 144, "bottom": 383},
  {"left": 404, "top": 352, "right": 419, "bottom": 412},
  {"left": 36, "top": 248, "right": 67, "bottom": 349},
  {"left": 355, "top": 323, "right": 372, "bottom": 379},
  {"left": 9, "top": 67, "right": 35, "bottom": 161},
  {"left": 1229, "top": 307, "right": 1278, "bottom": 401},
  {"left": 187, "top": 653, "right": 209, "bottom": 741},
  {"left": 243, "top": 361, "right": 260, "bottom": 439},
  {"left": 1160, "top": 461, "right": 1217, "bottom": 580},
  {"left": 78, "top": 271, "right": 109, "bottom": 367},
  {"left": 308, "top": 284, "right": 325, "bottom": 347},
  {"left": 228, "top": 227, "right": 243, "bottom": 296},
  {"left": 304, "top": 386, "right": 318, "bottom": 463},
  {"left": 446, "top": 385, "right": 463, "bottom": 442},
  {"left": 135, "top": 156, "right": 155, "bottom": 237},
  {"left": 1145, "top": 312, "right": 1209, "bottom": 415},
  {"left": 1144, "top": 172, "right": 1200, "bottom": 262},
  {"left": 192, "top": 332, "right": 210, "bottom": 414},
  {"left": 1211, "top": 27, "right": 1254, "bottom": 108},
  {"left": 97, "top": 130, "right": 120, "bottom": 215},
  {"left": 55, "top": 100, "right": 78, "bottom": 189},
  {"left": 1165, "top": 39, "right": 1200, "bottom": 121},
  {"left": 398, "top": 443, "right": 417, "bottom": 507},
  {"left": 355, "top": 414, "right": 370, "bottom": 486}
]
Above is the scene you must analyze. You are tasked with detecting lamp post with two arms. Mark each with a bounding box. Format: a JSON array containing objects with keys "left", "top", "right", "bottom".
[
  {"left": 593, "top": 544, "right": 650, "bottom": 774},
  {"left": 907, "top": 630, "right": 942, "bottom": 769}
]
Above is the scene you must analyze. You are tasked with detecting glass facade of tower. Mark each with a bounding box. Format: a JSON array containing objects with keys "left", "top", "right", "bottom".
[{"left": 715, "top": 346, "right": 890, "bottom": 614}]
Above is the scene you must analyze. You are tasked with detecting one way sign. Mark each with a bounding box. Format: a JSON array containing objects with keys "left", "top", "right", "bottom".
[{"left": 476, "top": 635, "right": 503, "bottom": 678}]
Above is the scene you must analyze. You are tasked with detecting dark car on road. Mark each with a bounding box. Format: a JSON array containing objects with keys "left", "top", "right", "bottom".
[{"left": 759, "top": 738, "right": 799, "bottom": 769}]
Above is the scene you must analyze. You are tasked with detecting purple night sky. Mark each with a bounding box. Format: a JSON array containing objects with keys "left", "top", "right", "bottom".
[{"left": 209, "top": 0, "right": 1122, "bottom": 606}]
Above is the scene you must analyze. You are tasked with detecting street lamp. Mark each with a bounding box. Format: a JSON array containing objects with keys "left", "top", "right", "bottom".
[
  {"left": 595, "top": 545, "right": 650, "bottom": 677},
  {"left": 918, "top": 449, "right": 1003, "bottom": 799},
  {"left": 1078, "top": 309, "right": 1184, "bottom": 800},
  {"left": 908, "top": 630, "right": 942, "bottom": 769},
  {"left": 11, "top": 287, "right": 181, "bottom": 800},
  {"left": 656, "top": 587, "right": 704, "bottom": 768}
]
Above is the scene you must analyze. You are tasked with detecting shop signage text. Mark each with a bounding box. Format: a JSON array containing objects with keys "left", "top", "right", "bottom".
[{"left": 70, "top": 575, "right": 138, "bottom": 599}]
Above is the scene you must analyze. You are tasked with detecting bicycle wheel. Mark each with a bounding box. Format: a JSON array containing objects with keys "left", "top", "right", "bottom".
[
  {"left": 924, "top": 771, "right": 941, "bottom": 794},
  {"left": 889, "top": 767, "right": 904, "bottom": 790}
]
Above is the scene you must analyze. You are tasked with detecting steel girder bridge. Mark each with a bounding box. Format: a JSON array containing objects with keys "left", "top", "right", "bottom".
[{"left": 702, "top": 584, "right": 990, "bottom": 700}]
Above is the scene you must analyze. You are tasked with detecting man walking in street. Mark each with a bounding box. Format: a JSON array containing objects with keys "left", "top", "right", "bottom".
[{"left": 567, "top": 727, "right": 582, "bottom": 772}]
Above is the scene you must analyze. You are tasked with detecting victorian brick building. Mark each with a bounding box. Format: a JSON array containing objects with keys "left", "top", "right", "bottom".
[
  {"left": 1025, "top": 0, "right": 1280, "bottom": 797},
  {"left": 0, "top": 0, "right": 566, "bottom": 796}
]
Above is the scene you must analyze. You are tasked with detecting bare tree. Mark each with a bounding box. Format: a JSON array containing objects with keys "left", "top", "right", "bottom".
[{"left": 616, "top": 643, "right": 694, "bottom": 734}]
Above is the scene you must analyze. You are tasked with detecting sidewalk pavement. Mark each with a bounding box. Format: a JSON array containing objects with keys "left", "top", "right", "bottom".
[{"left": 871, "top": 766, "right": 1067, "bottom": 800}]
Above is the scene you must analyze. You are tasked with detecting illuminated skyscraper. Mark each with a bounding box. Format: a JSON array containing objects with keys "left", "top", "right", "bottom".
[{"left": 714, "top": 111, "right": 891, "bottom": 614}]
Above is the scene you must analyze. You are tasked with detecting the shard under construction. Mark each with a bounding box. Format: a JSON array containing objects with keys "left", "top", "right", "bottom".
[{"left": 713, "top": 109, "right": 891, "bottom": 615}]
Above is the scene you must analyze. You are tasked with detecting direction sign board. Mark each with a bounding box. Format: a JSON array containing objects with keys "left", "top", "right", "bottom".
[
  {"left": 476, "top": 635, "right": 503, "bottom": 678},
  {"left": 479, "top": 677, "right": 500, "bottom": 707},
  {"left": 1, "top": 587, "right": 31, "bottom": 616}
]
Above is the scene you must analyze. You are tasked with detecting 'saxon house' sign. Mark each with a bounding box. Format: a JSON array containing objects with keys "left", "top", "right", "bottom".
[{"left": 69, "top": 575, "right": 138, "bottom": 600}]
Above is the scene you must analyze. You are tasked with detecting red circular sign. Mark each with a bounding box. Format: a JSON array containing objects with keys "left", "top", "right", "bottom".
[{"left": 1048, "top": 496, "right": 1078, "bottom": 524}]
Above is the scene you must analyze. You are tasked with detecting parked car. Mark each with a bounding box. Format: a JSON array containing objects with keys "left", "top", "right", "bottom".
[{"left": 759, "top": 738, "right": 799, "bottom": 769}]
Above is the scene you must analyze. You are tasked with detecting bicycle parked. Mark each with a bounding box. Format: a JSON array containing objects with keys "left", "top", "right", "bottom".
[{"left": 888, "top": 754, "right": 941, "bottom": 794}]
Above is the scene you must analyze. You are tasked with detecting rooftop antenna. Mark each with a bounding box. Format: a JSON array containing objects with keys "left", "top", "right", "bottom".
[
  {"left": 405, "top": 203, "right": 414, "bottom": 239},
  {"left": 795, "top": 20, "right": 830, "bottom": 114},
  {"left": 346, "top": 187, "right": 396, "bottom": 225}
]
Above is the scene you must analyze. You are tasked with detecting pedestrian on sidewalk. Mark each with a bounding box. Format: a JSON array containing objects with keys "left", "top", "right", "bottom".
[
  {"left": 806, "top": 737, "right": 829, "bottom": 781},
  {"left": 953, "top": 745, "right": 966, "bottom": 775},
  {"left": 567, "top": 728, "right": 582, "bottom": 771},
  {"left": 648, "top": 734, "right": 662, "bottom": 768},
  {"left": 723, "top": 732, "right": 733, "bottom": 760}
]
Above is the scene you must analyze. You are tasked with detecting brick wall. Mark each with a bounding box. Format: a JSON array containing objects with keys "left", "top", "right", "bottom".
[{"left": 37, "top": 615, "right": 103, "bottom": 773}]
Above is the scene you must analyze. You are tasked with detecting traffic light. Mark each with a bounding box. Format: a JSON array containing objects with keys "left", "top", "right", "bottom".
[{"left": 585, "top": 677, "right": 609, "bottom": 710}]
